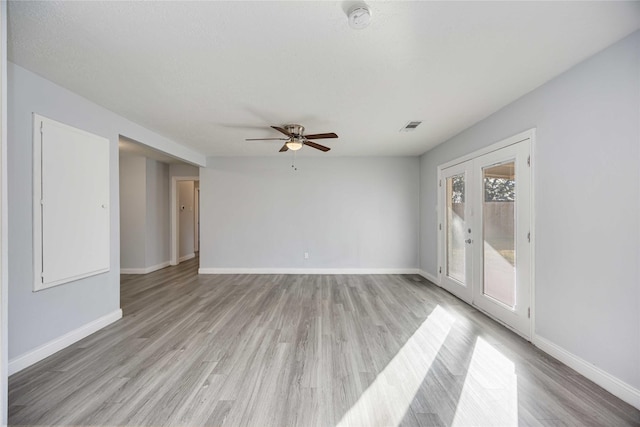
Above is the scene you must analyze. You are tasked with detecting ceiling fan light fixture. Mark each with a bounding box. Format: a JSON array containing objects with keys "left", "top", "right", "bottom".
[{"left": 286, "top": 138, "right": 303, "bottom": 151}]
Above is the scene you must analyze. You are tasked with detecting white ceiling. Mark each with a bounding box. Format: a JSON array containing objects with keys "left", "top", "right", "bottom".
[{"left": 8, "top": 1, "right": 640, "bottom": 158}]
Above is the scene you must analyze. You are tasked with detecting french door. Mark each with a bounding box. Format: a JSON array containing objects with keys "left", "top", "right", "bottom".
[{"left": 440, "top": 137, "right": 531, "bottom": 338}]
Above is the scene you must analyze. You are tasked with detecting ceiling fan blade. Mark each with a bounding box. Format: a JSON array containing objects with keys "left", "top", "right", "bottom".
[
  {"left": 271, "top": 126, "right": 293, "bottom": 137},
  {"left": 303, "top": 132, "right": 338, "bottom": 139},
  {"left": 304, "top": 141, "right": 331, "bottom": 152},
  {"left": 245, "top": 138, "right": 288, "bottom": 141},
  {"left": 279, "top": 143, "right": 289, "bottom": 152}
]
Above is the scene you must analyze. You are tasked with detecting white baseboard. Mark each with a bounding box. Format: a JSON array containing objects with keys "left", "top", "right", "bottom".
[
  {"left": 8, "top": 309, "right": 123, "bottom": 376},
  {"left": 198, "top": 268, "right": 420, "bottom": 275},
  {"left": 533, "top": 334, "right": 640, "bottom": 410},
  {"left": 121, "top": 261, "right": 170, "bottom": 275},
  {"left": 179, "top": 253, "right": 195, "bottom": 263},
  {"left": 418, "top": 269, "right": 439, "bottom": 285}
]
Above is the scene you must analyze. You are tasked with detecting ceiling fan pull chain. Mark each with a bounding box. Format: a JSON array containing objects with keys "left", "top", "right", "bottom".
[{"left": 291, "top": 150, "right": 298, "bottom": 171}]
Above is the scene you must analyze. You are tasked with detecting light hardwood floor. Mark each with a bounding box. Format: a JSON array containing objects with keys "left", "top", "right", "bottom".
[{"left": 9, "top": 257, "right": 640, "bottom": 426}]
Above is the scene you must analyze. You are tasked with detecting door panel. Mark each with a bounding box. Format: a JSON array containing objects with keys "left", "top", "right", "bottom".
[
  {"left": 471, "top": 140, "right": 531, "bottom": 338},
  {"left": 440, "top": 161, "right": 473, "bottom": 303}
]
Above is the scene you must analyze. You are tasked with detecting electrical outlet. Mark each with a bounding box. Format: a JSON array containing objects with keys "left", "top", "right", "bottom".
[{"left": 304, "top": 252, "right": 309, "bottom": 259}]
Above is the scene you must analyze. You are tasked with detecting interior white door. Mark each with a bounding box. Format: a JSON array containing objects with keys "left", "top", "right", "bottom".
[
  {"left": 440, "top": 160, "right": 473, "bottom": 303},
  {"left": 472, "top": 140, "right": 531, "bottom": 338}
]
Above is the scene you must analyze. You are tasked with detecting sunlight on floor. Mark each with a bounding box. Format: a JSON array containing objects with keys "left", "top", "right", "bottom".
[
  {"left": 451, "top": 337, "right": 518, "bottom": 426},
  {"left": 336, "top": 305, "right": 456, "bottom": 427}
]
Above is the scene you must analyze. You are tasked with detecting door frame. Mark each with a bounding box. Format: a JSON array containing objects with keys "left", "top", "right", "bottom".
[
  {"left": 194, "top": 186, "right": 200, "bottom": 253},
  {"left": 170, "top": 176, "right": 199, "bottom": 266},
  {"left": 436, "top": 128, "right": 536, "bottom": 340}
]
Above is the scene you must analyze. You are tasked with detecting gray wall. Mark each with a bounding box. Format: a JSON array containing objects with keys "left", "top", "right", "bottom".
[
  {"left": 119, "top": 156, "right": 170, "bottom": 270},
  {"left": 119, "top": 156, "right": 146, "bottom": 269},
  {"left": 145, "top": 159, "right": 170, "bottom": 267},
  {"left": 1, "top": 3, "right": 8, "bottom": 422},
  {"left": 170, "top": 163, "right": 199, "bottom": 179},
  {"left": 200, "top": 157, "right": 419, "bottom": 270},
  {"left": 420, "top": 31, "right": 640, "bottom": 388},
  {"left": 178, "top": 180, "right": 195, "bottom": 259},
  {"left": 7, "top": 63, "right": 202, "bottom": 360}
]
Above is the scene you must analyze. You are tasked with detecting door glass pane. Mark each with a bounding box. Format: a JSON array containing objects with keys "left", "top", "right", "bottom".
[
  {"left": 446, "top": 174, "right": 465, "bottom": 284},
  {"left": 482, "top": 161, "right": 516, "bottom": 307}
]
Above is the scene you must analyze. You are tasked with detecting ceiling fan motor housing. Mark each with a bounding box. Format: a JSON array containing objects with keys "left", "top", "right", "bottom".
[{"left": 284, "top": 124, "right": 304, "bottom": 138}]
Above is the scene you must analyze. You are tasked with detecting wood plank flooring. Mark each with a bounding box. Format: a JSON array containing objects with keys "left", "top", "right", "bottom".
[{"left": 9, "top": 257, "right": 640, "bottom": 426}]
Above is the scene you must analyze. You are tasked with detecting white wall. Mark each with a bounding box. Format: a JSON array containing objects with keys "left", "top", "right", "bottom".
[
  {"left": 119, "top": 156, "right": 146, "bottom": 269},
  {"left": 7, "top": 63, "right": 205, "bottom": 363},
  {"left": 178, "top": 180, "right": 195, "bottom": 259},
  {"left": 420, "top": 31, "right": 640, "bottom": 392},
  {"left": 145, "top": 159, "right": 170, "bottom": 268},
  {"left": 200, "top": 157, "right": 419, "bottom": 271}
]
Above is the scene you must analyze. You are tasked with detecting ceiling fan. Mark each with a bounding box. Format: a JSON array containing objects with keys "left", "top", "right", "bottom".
[{"left": 245, "top": 124, "right": 338, "bottom": 152}]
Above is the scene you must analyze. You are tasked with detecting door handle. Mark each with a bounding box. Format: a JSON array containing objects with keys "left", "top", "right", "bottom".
[{"left": 465, "top": 239, "right": 472, "bottom": 244}]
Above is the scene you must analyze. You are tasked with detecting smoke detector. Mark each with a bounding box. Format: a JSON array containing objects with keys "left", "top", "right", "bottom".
[{"left": 348, "top": 5, "right": 372, "bottom": 30}]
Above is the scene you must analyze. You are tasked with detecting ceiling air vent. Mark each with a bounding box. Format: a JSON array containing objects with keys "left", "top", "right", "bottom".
[{"left": 400, "top": 121, "right": 422, "bottom": 132}]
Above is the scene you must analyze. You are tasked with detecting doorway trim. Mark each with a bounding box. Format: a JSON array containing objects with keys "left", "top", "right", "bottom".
[
  {"left": 436, "top": 128, "right": 536, "bottom": 340},
  {"left": 194, "top": 186, "right": 200, "bottom": 253},
  {"left": 170, "top": 176, "right": 199, "bottom": 266}
]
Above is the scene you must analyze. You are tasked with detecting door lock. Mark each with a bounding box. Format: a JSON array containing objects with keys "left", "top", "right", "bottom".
[{"left": 465, "top": 239, "right": 472, "bottom": 244}]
